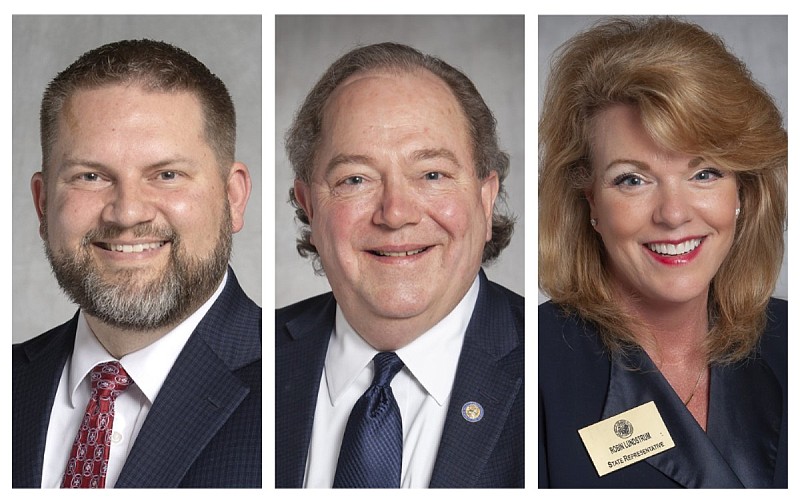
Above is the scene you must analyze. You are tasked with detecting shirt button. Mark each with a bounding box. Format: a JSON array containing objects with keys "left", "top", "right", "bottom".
[{"left": 111, "top": 431, "right": 123, "bottom": 443}]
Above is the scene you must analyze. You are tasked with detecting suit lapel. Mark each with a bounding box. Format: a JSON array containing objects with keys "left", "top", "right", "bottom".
[
  {"left": 429, "top": 273, "right": 522, "bottom": 487},
  {"left": 116, "top": 271, "right": 260, "bottom": 487},
  {"left": 116, "top": 333, "right": 250, "bottom": 487},
  {"left": 275, "top": 294, "right": 335, "bottom": 487},
  {"left": 12, "top": 316, "right": 77, "bottom": 488},
  {"left": 605, "top": 350, "right": 783, "bottom": 488},
  {"left": 603, "top": 351, "right": 743, "bottom": 487}
]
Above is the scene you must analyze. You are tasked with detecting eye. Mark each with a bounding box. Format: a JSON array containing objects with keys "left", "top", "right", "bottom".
[
  {"left": 158, "top": 170, "right": 178, "bottom": 181},
  {"left": 612, "top": 173, "right": 644, "bottom": 187},
  {"left": 693, "top": 168, "right": 724, "bottom": 182},
  {"left": 78, "top": 172, "right": 102, "bottom": 182},
  {"left": 342, "top": 175, "right": 364, "bottom": 186},
  {"left": 424, "top": 172, "right": 443, "bottom": 181}
]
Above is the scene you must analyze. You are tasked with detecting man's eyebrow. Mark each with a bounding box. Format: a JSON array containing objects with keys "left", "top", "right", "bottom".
[
  {"left": 325, "top": 154, "right": 374, "bottom": 176},
  {"left": 60, "top": 157, "right": 192, "bottom": 170},
  {"left": 60, "top": 158, "right": 108, "bottom": 170},
  {"left": 411, "top": 148, "right": 462, "bottom": 168},
  {"left": 323, "top": 148, "right": 462, "bottom": 176}
]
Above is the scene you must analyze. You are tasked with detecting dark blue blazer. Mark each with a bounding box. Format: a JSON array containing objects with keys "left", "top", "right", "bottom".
[
  {"left": 12, "top": 269, "right": 262, "bottom": 488},
  {"left": 275, "top": 270, "right": 524, "bottom": 488},
  {"left": 539, "top": 299, "right": 787, "bottom": 488}
]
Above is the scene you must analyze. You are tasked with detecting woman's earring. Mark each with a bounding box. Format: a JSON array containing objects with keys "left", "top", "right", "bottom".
[
  {"left": 735, "top": 208, "right": 740, "bottom": 218},
  {"left": 590, "top": 218, "right": 597, "bottom": 227}
]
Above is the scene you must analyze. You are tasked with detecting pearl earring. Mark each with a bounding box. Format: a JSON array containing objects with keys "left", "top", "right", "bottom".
[
  {"left": 590, "top": 218, "right": 597, "bottom": 227},
  {"left": 735, "top": 208, "right": 740, "bottom": 218}
]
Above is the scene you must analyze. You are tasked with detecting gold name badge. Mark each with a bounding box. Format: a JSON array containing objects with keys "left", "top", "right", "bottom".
[{"left": 578, "top": 401, "right": 675, "bottom": 477}]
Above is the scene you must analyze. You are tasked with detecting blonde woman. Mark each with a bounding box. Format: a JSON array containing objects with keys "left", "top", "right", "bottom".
[{"left": 538, "top": 17, "right": 787, "bottom": 488}]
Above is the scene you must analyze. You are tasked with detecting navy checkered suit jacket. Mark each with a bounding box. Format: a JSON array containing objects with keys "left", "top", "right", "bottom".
[
  {"left": 275, "top": 269, "right": 524, "bottom": 487},
  {"left": 12, "top": 268, "right": 262, "bottom": 488}
]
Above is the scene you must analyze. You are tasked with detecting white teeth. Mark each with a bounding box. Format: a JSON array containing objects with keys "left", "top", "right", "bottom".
[
  {"left": 375, "top": 248, "right": 426, "bottom": 257},
  {"left": 647, "top": 239, "right": 702, "bottom": 256},
  {"left": 107, "top": 242, "right": 165, "bottom": 253}
]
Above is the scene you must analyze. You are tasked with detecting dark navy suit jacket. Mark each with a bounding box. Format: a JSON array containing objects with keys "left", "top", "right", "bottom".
[
  {"left": 275, "top": 270, "right": 524, "bottom": 488},
  {"left": 539, "top": 299, "right": 787, "bottom": 488},
  {"left": 12, "top": 269, "right": 262, "bottom": 488}
]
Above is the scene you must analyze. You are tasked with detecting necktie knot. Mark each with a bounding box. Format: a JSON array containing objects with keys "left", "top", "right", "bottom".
[
  {"left": 371, "top": 352, "right": 404, "bottom": 388},
  {"left": 90, "top": 361, "right": 131, "bottom": 399}
]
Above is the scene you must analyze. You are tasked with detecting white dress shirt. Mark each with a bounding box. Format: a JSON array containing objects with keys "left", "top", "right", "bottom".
[
  {"left": 303, "top": 274, "right": 480, "bottom": 488},
  {"left": 41, "top": 272, "right": 228, "bottom": 488}
]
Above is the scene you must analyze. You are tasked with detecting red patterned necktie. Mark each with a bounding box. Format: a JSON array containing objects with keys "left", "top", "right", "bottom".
[{"left": 62, "top": 361, "right": 132, "bottom": 488}]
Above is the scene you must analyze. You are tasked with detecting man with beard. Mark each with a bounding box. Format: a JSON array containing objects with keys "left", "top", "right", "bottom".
[{"left": 12, "top": 39, "right": 261, "bottom": 488}]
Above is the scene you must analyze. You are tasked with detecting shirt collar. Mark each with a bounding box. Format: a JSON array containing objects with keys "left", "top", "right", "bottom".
[
  {"left": 325, "top": 274, "right": 480, "bottom": 407},
  {"left": 67, "top": 271, "right": 229, "bottom": 407}
]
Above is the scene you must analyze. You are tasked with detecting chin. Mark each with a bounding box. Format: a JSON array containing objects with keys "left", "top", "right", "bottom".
[
  {"left": 365, "top": 291, "right": 434, "bottom": 321},
  {"left": 643, "top": 286, "right": 710, "bottom": 306},
  {"left": 371, "top": 302, "right": 430, "bottom": 320}
]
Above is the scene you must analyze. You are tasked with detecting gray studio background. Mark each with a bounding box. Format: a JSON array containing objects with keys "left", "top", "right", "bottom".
[
  {"left": 12, "top": 15, "right": 262, "bottom": 343},
  {"left": 275, "top": 15, "right": 525, "bottom": 308},
  {"left": 537, "top": 15, "right": 788, "bottom": 305}
]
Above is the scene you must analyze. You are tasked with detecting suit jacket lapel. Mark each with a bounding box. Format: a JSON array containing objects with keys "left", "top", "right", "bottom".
[
  {"left": 116, "top": 271, "right": 260, "bottom": 487},
  {"left": 275, "top": 294, "right": 335, "bottom": 488},
  {"left": 603, "top": 349, "right": 782, "bottom": 488},
  {"left": 604, "top": 351, "right": 743, "bottom": 487},
  {"left": 12, "top": 316, "right": 77, "bottom": 488},
  {"left": 429, "top": 272, "right": 523, "bottom": 487},
  {"left": 116, "top": 334, "right": 250, "bottom": 487}
]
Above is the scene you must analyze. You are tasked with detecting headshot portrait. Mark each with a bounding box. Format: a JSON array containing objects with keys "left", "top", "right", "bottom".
[
  {"left": 11, "top": 15, "right": 262, "bottom": 488},
  {"left": 538, "top": 15, "right": 787, "bottom": 488},
  {"left": 275, "top": 15, "right": 524, "bottom": 488}
]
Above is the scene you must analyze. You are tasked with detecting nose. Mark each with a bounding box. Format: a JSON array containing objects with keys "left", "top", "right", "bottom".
[
  {"left": 653, "top": 183, "right": 692, "bottom": 228},
  {"left": 100, "top": 179, "right": 157, "bottom": 228},
  {"left": 372, "top": 177, "right": 422, "bottom": 229}
]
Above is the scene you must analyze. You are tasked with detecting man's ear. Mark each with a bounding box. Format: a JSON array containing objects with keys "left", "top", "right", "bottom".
[
  {"left": 226, "top": 162, "right": 252, "bottom": 233},
  {"left": 480, "top": 171, "right": 500, "bottom": 242},
  {"left": 293, "top": 178, "right": 314, "bottom": 222},
  {"left": 31, "top": 172, "right": 47, "bottom": 239}
]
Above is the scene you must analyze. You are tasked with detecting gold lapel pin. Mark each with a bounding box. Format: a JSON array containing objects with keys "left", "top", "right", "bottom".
[{"left": 461, "top": 401, "right": 484, "bottom": 422}]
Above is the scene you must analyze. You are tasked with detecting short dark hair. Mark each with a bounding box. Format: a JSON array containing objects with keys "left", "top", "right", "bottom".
[
  {"left": 40, "top": 39, "right": 236, "bottom": 172},
  {"left": 286, "top": 42, "right": 514, "bottom": 270}
]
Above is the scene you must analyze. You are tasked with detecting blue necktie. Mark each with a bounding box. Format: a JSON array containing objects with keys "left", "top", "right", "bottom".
[{"left": 333, "top": 352, "right": 405, "bottom": 488}]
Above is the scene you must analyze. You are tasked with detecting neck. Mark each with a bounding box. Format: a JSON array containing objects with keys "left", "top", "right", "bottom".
[
  {"left": 347, "top": 313, "right": 441, "bottom": 352},
  {"left": 344, "top": 291, "right": 473, "bottom": 352},
  {"left": 84, "top": 315, "right": 182, "bottom": 359},
  {"left": 614, "top": 287, "right": 710, "bottom": 367},
  {"left": 339, "top": 276, "right": 477, "bottom": 352},
  {"left": 612, "top": 283, "right": 711, "bottom": 430}
]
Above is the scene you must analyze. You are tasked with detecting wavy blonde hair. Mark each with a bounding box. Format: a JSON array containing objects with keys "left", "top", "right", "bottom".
[{"left": 539, "top": 17, "right": 787, "bottom": 364}]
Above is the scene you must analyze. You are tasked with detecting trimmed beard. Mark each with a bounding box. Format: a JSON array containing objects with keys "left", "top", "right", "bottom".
[{"left": 43, "top": 207, "right": 232, "bottom": 331}]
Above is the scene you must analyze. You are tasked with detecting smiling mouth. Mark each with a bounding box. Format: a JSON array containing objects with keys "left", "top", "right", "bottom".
[
  {"left": 96, "top": 241, "right": 168, "bottom": 253},
  {"left": 646, "top": 238, "right": 703, "bottom": 256},
  {"left": 370, "top": 246, "right": 430, "bottom": 257}
]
